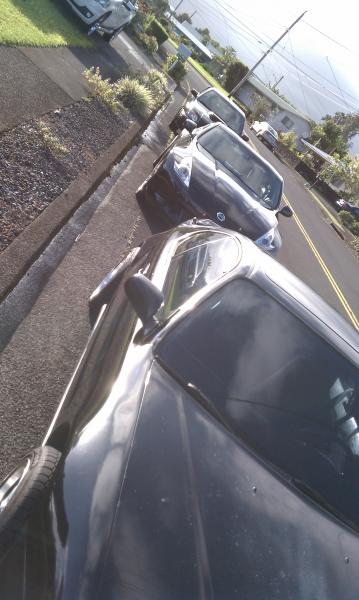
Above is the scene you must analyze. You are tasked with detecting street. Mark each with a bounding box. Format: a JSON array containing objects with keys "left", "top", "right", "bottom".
[{"left": 0, "top": 33, "right": 358, "bottom": 479}]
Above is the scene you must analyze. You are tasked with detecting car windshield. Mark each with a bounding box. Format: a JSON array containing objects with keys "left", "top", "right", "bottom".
[
  {"left": 157, "top": 278, "right": 359, "bottom": 530},
  {"left": 198, "top": 126, "right": 282, "bottom": 209},
  {"left": 198, "top": 90, "right": 245, "bottom": 134}
]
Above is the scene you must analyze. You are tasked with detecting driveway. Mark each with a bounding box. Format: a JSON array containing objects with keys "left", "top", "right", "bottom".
[{"left": 0, "top": 32, "right": 159, "bottom": 133}]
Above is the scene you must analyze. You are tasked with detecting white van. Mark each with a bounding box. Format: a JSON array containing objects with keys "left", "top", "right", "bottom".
[
  {"left": 251, "top": 121, "right": 278, "bottom": 151},
  {"left": 65, "top": 0, "right": 137, "bottom": 42}
]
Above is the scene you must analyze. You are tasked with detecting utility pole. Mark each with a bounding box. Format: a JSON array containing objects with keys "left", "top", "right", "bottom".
[
  {"left": 229, "top": 11, "right": 307, "bottom": 98},
  {"left": 170, "top": 0, "right": 185, "bottom": 17},
  {"left": 189, "top": 9, "right": 197, "bottom": 20},
  {"left": 273, "top": 75, "right": 284, "bottom": 87}
]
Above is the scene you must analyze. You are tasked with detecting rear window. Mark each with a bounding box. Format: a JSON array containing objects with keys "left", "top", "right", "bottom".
[
  {"left": 159, "top": 231, "right": 241, "bottom": 319},
  {"left": 198, "top": 90, "right": 245, "bottom": 134}
]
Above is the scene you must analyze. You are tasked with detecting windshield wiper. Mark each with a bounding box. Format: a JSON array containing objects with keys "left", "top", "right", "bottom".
[{"left": 292, "top": 478, "right": 359, "bottom": 533}]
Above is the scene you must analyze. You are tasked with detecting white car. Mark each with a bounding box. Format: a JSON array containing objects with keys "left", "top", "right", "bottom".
[
  {"left": 251, "top": 121, "right": 278, "bottom": 151},
  {"left": 65, "top": 0, "right": 137, "bottom": 42}
]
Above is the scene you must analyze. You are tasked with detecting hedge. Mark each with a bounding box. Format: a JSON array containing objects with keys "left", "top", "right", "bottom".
[{"left": 146, "top": 18, "right": 168, "bottom": 46}]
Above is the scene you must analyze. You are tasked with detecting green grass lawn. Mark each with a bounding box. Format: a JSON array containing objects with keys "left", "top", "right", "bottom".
[{"left": 0, "top": 0, "right": 93, "bottom": 47}]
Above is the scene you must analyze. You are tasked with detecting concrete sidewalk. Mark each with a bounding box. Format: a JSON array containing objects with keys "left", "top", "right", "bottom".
[{"left": 0, "top": 33, "right": 159, "bottom": 133}]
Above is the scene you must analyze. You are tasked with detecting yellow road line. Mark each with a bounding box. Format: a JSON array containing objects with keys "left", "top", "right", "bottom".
[
  {"left": 306, "top": 188, "right": 344, "bottom": 231},
  {"left": 283, "top": 194, "right": 359, "bottom": 331}
]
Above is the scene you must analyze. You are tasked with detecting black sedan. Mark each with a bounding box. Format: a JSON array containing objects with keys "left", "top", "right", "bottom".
[
  {"left": 137, "top": 122, "right": 292, "bottom": 253},
  {"left": 0, "top": 220, "right": 359, "bottom": 599}
]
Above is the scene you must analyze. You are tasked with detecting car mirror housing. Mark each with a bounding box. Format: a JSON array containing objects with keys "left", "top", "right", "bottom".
[
  {"left": 191, "top": 88, "right": 199, "bottom": 98},
  {"left": 125, "top": 274, "right": 164, "bottom": 332},
  {"left": 277, "top": 205, "right": 293, "bottom": 218},
  {"left": 208, "top": 112, "right": 224, "bottom": 124},
  {"left": 184, "top": 118, "right": 197, "bottom": 133}
]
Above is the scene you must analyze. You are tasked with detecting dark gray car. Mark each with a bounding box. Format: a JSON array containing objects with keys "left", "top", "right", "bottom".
[
  {"left": 169, "top": 86, "right": 249, "bottom": 141},
  {"left": 137, "top": 122, "right": 292, "bottom": 253}
]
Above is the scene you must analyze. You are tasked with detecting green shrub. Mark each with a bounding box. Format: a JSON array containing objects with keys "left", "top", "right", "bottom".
[
  {"left": 139, "top": 32, "right": 158, "bottom": 54},
  {"left": 351, "top": 221, "right": 359, "bottom": 236},
  {"left": 116, "top": 76, "right": 155, "bottom": 117},
  {"left": 142, "top": 69, "right": 169, "bottom": 102},
  {"left": 146, "top": 18, "right": 168, "bottom": 45},
  {"left": 339, "top": 210, "right": 355, "bottom": 228},
  {"left": 164, "top": 55, "right": 187, "bottom": 83},
  {"left": 83, "top": 67, "right": 123, "bottom": 113},
  {"left": 38, "top": 121, "right": 69, "bottom": 158},
  {"left": 224, "top": 60, "right": 249, "bottom": 92},
  {"left": 279, "top": 130, "right": 298, "bottom": 153}
]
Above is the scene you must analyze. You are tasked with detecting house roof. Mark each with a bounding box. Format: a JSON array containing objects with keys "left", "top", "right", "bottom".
[
  {"left": 245, "top": 75, "right": 311, "bottom": 123},
  {"left": 300, "top": 139, "right": 337, "bottom": 164},
  {"left": 169, "top": 16, "right": 213, "bottom": 59}
]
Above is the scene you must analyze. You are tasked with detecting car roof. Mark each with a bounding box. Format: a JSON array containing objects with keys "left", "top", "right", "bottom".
[{"left": 201, "top": 123, "right": 283, "bottom": 183}]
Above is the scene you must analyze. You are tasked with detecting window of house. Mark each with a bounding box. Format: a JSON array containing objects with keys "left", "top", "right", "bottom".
[{"left": 281, "top": 115, "right": 295, "bottom": 129}]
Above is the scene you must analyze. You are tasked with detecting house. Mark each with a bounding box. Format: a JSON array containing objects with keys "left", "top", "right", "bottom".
[
  {"left": 234, "top": 74, "right": 312, "bottom": 150},
  {"left": 169, "top": 16, "right": 213, "bottom": 61}
]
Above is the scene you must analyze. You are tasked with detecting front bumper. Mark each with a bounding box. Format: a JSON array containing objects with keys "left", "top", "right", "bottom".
[{"left": 65, "top": 0, "right": 102, "bottom": 23}]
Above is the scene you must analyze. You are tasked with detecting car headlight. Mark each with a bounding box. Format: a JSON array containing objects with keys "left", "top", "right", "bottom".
[
  {"left": 97, "top": 0, "right": 110, "bottom": 7},
  {"left": 255, "top": 227, "right": 278, "bottom": 252},
  {"left": 173, "top": 155, "right": 192, "bottom": 188}
]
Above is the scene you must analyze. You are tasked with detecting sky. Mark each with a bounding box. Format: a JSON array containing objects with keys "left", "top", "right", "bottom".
[{"left": 171, "top": 0, "right": 359, "bottom": 153}]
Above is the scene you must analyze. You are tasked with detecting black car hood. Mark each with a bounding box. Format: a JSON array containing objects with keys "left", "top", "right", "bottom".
[{"left": 186, "top": 146, "right": 278, "bottom": 240}]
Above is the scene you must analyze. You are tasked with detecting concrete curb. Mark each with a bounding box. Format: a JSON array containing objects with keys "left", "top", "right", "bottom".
[{"left": 0, "top": 97, "right": 171, "bottom": 303}]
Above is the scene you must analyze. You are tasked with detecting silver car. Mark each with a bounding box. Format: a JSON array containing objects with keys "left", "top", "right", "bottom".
[{"left": 65, "top": 0, "right": 137, "bottom": 41}]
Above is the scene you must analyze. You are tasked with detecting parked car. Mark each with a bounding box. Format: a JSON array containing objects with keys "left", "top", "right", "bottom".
[
  {"left": 64, "top": 0, "right": 137, "bottom": 42},
  {"left": 137, "top": 122, "right": 292, "bottom": 253},
  {"left": 250, "top": 121, "right": 279, "bottom": 151},
  {"left": 336, "top": 198, "right": 359, "bottom": 221},
  {"left": 0, "top": 219, "right": 358, "bottom": 599},
  {"left": 169, "top": 86, "right": 249, "bottom": 142}
]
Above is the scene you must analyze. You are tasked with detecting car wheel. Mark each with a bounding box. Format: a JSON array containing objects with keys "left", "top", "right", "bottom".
[
  {"left": 169, "top": 111, "right": 184, "bottom": 133},
  {"left": 0, "top": 446, "right": 61, "bottom": 553},
  {"left": 103, "top": 27, "right": 123, "bottom": 42}
]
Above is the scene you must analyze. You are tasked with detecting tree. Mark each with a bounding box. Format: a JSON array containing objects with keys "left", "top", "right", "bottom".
[
  {"left": 196, "top": 26, "right": 211, "bottom": 45},
  {"left": 279, "top": 131, "right": 297, "bottom": 153},
  {"left": 325, "top": 112, "right": 359, "bottom": 145},
  {"left": 310, "top": 116, "right": 348, "bottom": 158},
  {"left": 151, "top": 0, "right": 169, "bottom": 17},
  {"left": 321, "top": 153, "right": 359, "bottom": 200},
  {"left": 224, "top": 59, "right": 249, "bottom": 92},
  {"left": 249, "top": 92, "right": 274, "bottom": 121},
  {"left": 176, "top": 12, "right": 192, "bottom": 24}
]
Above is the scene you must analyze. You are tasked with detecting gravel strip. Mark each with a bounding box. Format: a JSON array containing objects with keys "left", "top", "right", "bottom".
[{"left": 0, "top": 99, "right": 132, "bottom": 252}]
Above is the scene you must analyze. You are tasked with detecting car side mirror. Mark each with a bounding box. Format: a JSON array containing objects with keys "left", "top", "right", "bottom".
[
  {"left": 191, "top": 88, "right": 199, "bottom": 98},
  {"left": 241, "top": 132, "right": 249, "bottom": 142},
  {"left": 125, "top": 274, "right": 163, "bottom": 332},
  {"left": 208, "top": 112, "right": 223, "bottom": 124},
  {"left": 184, "top": 118, "right": 197, "bottom": 133},
  {"left": 277, "top": 205, "right": 293, "bottom": 218}
]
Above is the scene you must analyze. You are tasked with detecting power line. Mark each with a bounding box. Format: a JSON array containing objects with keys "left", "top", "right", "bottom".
[
  {"left": 326, "top": 56, "right": 352, "bottom": 111},
  {"left": 287, "top": 31, "right": 311, "bottom": 116},
  {"left": 302, "top": 21, "right": 359, "bottom": 57}
]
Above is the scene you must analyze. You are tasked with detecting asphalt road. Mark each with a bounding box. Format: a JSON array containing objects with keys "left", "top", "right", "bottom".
[
  {"left": 248, "top": 133, "right": 359, "bottom": 329},
  {"left": 0, "top": 34, "right": 358, "bottom": 479}
]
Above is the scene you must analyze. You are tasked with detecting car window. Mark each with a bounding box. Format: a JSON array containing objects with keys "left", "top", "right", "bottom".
[
  {"left": 159, "top": 231, "right": 241, "bottom": 319},
  {"left": 157, "top": 278, "right": 359, "bottom": 529},
  {"left": 198, "top": 90, "right": 245, "bottom": 134},
  {"left": 198, "top": 126, "right": 282, "bottom": 209}
]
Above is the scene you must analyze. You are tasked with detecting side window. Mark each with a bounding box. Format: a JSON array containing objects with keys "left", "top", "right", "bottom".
[
  {"left": 157, "top": 278, "right": 359, "bottom": 529},
  {"left": 159, "top": 232, "right": 241, "bottom": 319}
]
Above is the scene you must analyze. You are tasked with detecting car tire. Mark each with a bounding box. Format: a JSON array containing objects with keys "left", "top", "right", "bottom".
[{"left": 0, "top": 446, "right": 61, "bottom": 552}]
